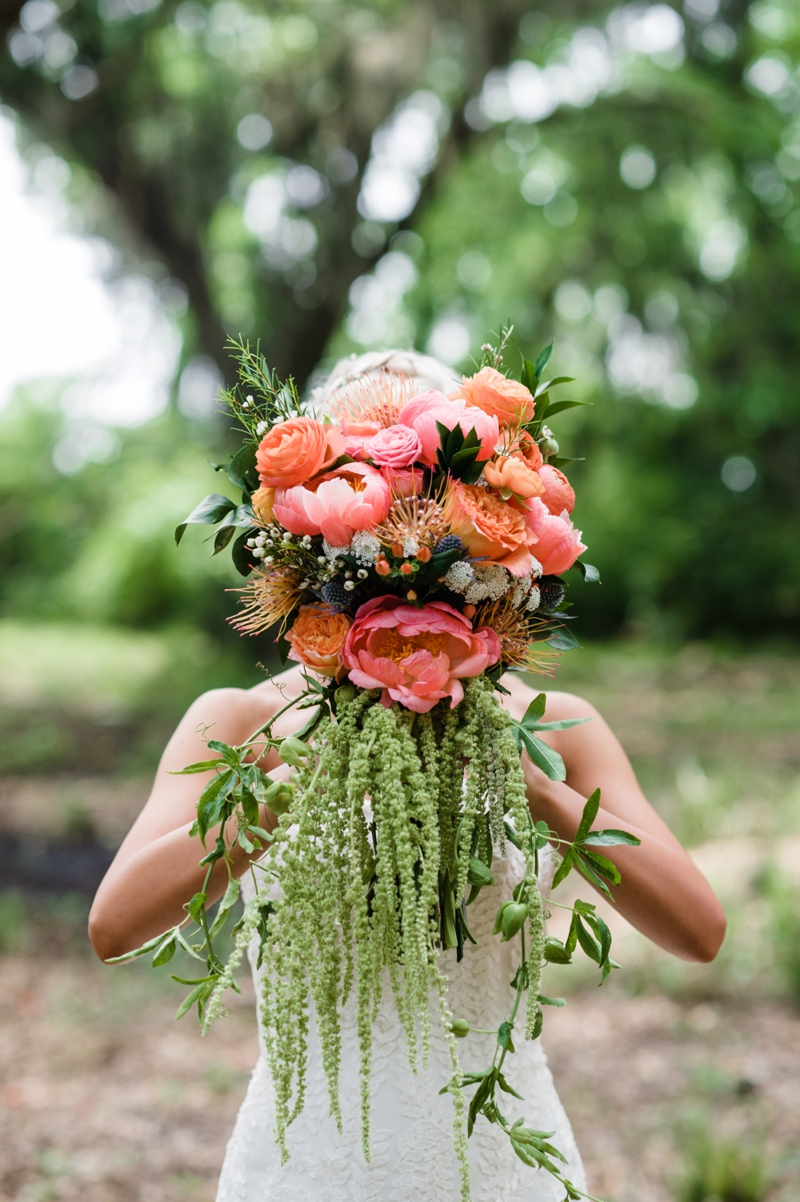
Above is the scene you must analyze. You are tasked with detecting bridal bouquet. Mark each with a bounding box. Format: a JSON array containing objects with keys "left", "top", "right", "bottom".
[{"left": 117, "top": 332, "right": 637, "bottom": 1202}]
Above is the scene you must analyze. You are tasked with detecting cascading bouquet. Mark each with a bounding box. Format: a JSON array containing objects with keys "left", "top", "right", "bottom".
[{"left": 115, "top": 330, "right": 639, "bottom": 1202}]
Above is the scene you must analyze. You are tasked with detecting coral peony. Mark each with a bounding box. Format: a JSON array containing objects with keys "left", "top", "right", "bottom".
[
  {"left": 443, "top": 479, "right": 536, "bottom": 576},
  {"left": 483, "top": 455, "right": 545, "bottom": 500},
  {"left": 286, "top": 605, "right": 351, "bottom": 676},
  {"left": 256, "top": 417, "right": 346, "bottom": 489},
  {"left": 538, "top": 464, "right": 575, "bottom": 515},
  {"left": 523, "top": 497, "right": 586, "bottom": 576},
  {"left": 274, "top": 462, "right": 391, "bottom": 546},
  {"left": 367, "top": 424, "right": 423, "bottom": 468},
  {"left": 250, "top": 485, "right": 276, "bottom": 524},
  {"left": 456, "top": 367, "right": 535, "bottom": 427},
  {"left": 342, "top": 595, "right": 501, "bottom": 713},
  {"left": 398, "top": 391, "right": 498, "bottom": 468}
]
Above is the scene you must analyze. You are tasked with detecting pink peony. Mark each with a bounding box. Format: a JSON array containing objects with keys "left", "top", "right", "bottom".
[
  {"left": 398, "top": 390, "right": 499, "bottom": 468},
  {"left": 342, "top": 595, "right": 501, "bottom": 713},
  {"left": 274, "top": 462, "right": 391, "bottom": 546},
  {"left": 538, "top": 464, "right": 575, "bottom": 515},
  {"left": 523, "top": 497, "right": 586, "bottom": 576},
  {"left": 380, "top": 466, "right": 425, "bottom": 497},
  {"left": 367, "top": 424, "right": 423, "bottom": 468}
]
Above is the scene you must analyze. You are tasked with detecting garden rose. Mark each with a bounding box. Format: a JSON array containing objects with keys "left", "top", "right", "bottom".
[
  {"left": 367, "top": 424, "right": 423, "bottom": 468},
  {"left": 538, "top": 464, "right": 575, "bottom": 515},
  {"left": 250, "top": 486, "right": 276, "bottom": 524},
  {"left": 443, "top": 479, "right": 537, "bottom": 576},
  {"left": 286, "top": 605, "right": 351, "bottom": 677},
  {"left": 274, "top": 462, "right": 391, "bottom": 546},
  {"left": 342, "top": 595, "right": 501, "bottom": 713},
  {"left": 455, "top": 367, "right": 535, "bottom": 427},
  {"left": 514, "top": 431, "right": 544, "bottom": 473},
  {"left": 256, "top": 417, "right": 346, "bottom": 489},
  {"left": 398, "top": 391, "right": 499, "bottom": 467},
  {"left": 483, "top": 454, "right": 545, "bottom": 499},
  {"left": 523, "top": 497, "right": 586, "bottom": 576}
]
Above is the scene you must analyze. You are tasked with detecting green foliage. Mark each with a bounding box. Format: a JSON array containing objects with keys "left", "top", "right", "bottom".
[{"left": 676, "top": 1129, "right": 773, "bottom": 1202}]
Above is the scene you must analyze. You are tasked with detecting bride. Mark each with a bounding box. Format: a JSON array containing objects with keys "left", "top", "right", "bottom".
[{"left": 88, "top": 351, "right": 726, "bottom": 1202}]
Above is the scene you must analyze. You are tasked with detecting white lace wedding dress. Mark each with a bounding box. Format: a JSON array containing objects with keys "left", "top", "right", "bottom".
[{"left": 216, "top": 844, "right": 586, "bottom": 1202}]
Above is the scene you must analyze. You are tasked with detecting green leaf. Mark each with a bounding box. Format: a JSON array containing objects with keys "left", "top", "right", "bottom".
[
  {"left": 518, "top": 728, "right": 566, "bottom": 782},
  {"left": 496, "top": 1072, "right": 524, "bottom": 1100},
  {"left": 195, "top": 768, "right": 234, "bottom": 843},
  {"left": 175, "top": 980, "right": 215, "bottom": 1020},
  {"left": 231, "top": 528, "right": 256, "bottom": 577},
  {"left": 584, "top": 912, "right": 612, "bottom": 967},
  {"left": 542, "top": 937, "right": 572, "bottom": 965},
  {"left": 152, "top": 933, "right": 177, "bottom": 967},
  {"left": 524, "top": 716, "right": 589, "bottom": 732},
  {"left": 185, "top": 891, "right": 208, "bottom": 924},
  {"left": 534, "top": 376, "right": 576, "bottom": 398},
  {"left": 497, "top": 1021, "right": 515, "bottom": 1053},
  {"left": 209, "top": 877, "right": 240, "bottom": 938},
  {"left": 574, "top": 560, "right": 601, "bottom": 584},
  {"left": 579, "top": 850, "right": 621, "bottom": 885},
  {"left": 170, "top": 758, "right": 226, "bottom": 775},
  {"left": 521, "top": 691, "right": 547, "bottom": 725},
  {"left": 206, "top": 740, "right": 241, "bottom": 766},
  {"left": 534, "top": 342, "right": 553, "bottom": 379},
  {"left": 227, "top": 443, "right": 259, "bottom": 493},
  {"left": 575, "top": 789, "right": 601, "bottom": 843},
  {"left": 538, "top": 994, "right": 567, "bottom": 1007},
  {"left": 169, "top": 973, "right": 218, "bottom": 986},
  {"left": 104, "top": 928, "right": 174, "bottom": 964},
  {"left": 582, "top": 829, "right": 641, "bottom": 847},
  {"left": 573, "top": 855, "right": 614, "bottom": 898},
  {"left": 546, "top": 627, "right": 581, "bottom": 652},
  {"left": 575, "top": 917, "right": 602, "bottom": 964},
  {"left": 541, "top": 398, "right": 589, "bottom": 417},
  {"left": 550, "top": 846, "right": 577, "bottom": 890},
  {"left": 175, "top": 494, "right": 235, "bottom": 545}
]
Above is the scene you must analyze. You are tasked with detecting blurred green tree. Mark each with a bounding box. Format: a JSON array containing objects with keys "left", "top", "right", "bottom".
[{"left": 1, "top": 0, "right": 799, "bottom": 638}]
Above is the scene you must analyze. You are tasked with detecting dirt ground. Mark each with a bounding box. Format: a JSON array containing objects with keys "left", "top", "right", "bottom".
[{"left": 1, "top": 944, "right": 799, "bottom": 1202}]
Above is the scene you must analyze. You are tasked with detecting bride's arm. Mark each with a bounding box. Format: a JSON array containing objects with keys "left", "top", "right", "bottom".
[
  {"left": 88, "top": 668, "right": 307, "bottom": 963},
  {"left": 503, "top": 679, "right": 726, "bottom": 964}
]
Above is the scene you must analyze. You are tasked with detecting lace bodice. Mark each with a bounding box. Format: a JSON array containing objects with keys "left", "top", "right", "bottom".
[{"left": 216, "top": 844, "right": 585, "bottom": 1202}]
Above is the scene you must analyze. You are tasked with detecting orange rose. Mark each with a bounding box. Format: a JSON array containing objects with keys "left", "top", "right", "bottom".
[
  {"left": 251, "top": 486, "right": 276, "bottom": 524},
  {"left": 454, "top": 367, "right": 534, "bottom": 428},
  {"left": 286, "top": 605, "right": 352, "bottom": 677},
  {"left": 442, "top": 480, "right": 537, "bottom": 576},
  {"left": 256, "top": 417, "right": 347, "bottom": 489},
  {"left": 483, "top": 455, "right": 545, "bottom": 499},
  {"left": 514, "top": 431, "right": 543, "bottom": 473}
]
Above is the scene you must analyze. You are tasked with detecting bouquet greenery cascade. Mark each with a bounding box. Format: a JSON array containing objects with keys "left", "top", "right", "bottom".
[{"left": 117, "top": 331, "right": 639, "bottom": 1202}]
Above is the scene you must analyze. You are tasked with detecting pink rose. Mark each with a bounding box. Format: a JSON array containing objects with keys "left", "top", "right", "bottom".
[
  {"left": 398, "top": 391, "right": 499, "bottom": 468},
  {"left": 340, "top": 419, "right": 381, "bottom": 462},
  {"left": 538, "top": 464, "right": 575, "bottom": 515},
  {"left": 367, "top": 424, "right": 423, "bottom": 468},
  {"left": 274, "top": 462, "right": 391, "bottom": 546},
  {"left": 342, "top": 595, "right": 501, "bottom": 713},
  {"left": 523, "top": 497, "right": 586, "bottom": 576},
  {"left": 380, "top": 466, "right": 425, "bottom": 497}
]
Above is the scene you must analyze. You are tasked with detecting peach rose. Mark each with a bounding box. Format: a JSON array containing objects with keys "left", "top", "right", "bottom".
[
  {"left": 286, "top": 605, "right": 351, "bottom": 677},
  {"left": 483, "top": 455, "right": 545, "bottom": 500},
  {"left": 398, "top": 391, "right": 499, "bottom": 468},
  {"left": 538, "top": 464, "right": 575, "bottom": 515},
  {"left": 523, "top": 497, "right": 586, "bottom": 576},
  {"left": 442, "top": 479, "right": 537, "bottom": 577},
  {"left": 342, "top": 595, "right": 501, "bottom": 713},
  {"left": 250, "top": 486, "right": 276, "bottom": 524},
  {"left": 274, "top": 462, "right": 391, "bottom": 546},
  {"left": 367, "top": 424, "right": 423, "bottom": 468},
  {"left": 455, "top": 367, "right": 534, "bottom": 428},
  {"left": 256, "top": 417, "right": 346, "bottom": 489}
]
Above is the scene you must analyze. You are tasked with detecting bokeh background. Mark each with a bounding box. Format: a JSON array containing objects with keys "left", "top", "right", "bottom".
[{"left": 0, "top": 1, "right": 799, "bottom": 1199}]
